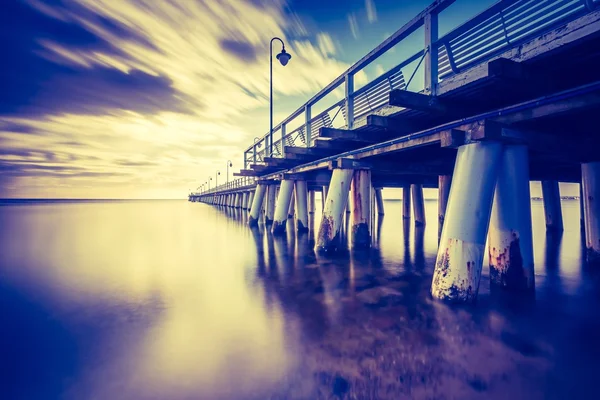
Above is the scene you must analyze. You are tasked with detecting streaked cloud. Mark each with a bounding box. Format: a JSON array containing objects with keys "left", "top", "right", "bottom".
[
  {"left": 366, "top": 0, "right": 378, "bottom": 23},
  {"left": 348, "top": 13, "right": 359, "bottom": 40}
]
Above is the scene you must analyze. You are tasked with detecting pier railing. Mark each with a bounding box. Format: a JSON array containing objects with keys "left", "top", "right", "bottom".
[
  {"left": 243, "top": 0, "right": 594, "bottom": 168},
  {"left": 191, "top": 176, "right": 255, "bottom": 197}
]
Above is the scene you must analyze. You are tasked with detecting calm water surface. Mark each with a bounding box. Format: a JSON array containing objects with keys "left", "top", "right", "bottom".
[{"left": 1, "top": 199, "right": 599, "bottom": 399}]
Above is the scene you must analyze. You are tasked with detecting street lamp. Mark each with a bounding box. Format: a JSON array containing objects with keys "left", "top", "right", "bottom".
[
  {"left": 269, "top": 37, "right": 291, "bottom": 157},
  {"left": 216, "top": 170, "right": 220, "bottom": 187},
  {"left": 226, "top": 160, "right": 232, "bottom": 184},
  {"left": 208, "top": 177, "right": 212, "bottom": 191}
]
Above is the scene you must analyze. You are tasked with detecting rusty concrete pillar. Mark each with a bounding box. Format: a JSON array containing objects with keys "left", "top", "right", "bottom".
[
  {"left": 431, "top": 141, "right": 503, "bottom": 303},
  {"left": 272, "top": 180, "right": 295, "bottom": 235},
  {"left": 375, "top": 188, "right": 385, "bottom": 216},
  {"left": 438, "top": 175, "right": 452, "bottom": 238},
  {"left": 308, "top": 190, "right": 315, "bottom": 214},
  {"left": 322, "top": 185, "right": 329, "bottom": 211},
  {"left": 315, "top": 169, "right": 353, "bottom": 252},
  {"left": 248, "top": 184, "right": 267, "bottom": 227},
  {"left": 411, "top": 184, "right": 426, "bottom": 226},
  {"left": 582, "top": 162, "right": 600, "bottom": 264},
  {"left": 295, "top": 180, "right": 309, "bottom": 233},
  {"left": 403, "top": 185, "right": 411, "bottom": 219},
  {"left": 541, "top": 180, "right": 563, "bottom": 232},
  {"left": 288, "top": 187, "right": 295, "bottom": 218},
  {"left": 265, "top": 184, "right": 277, "bottom": 225},
  {"left": 351, "top": 170, "right": 372, "bottom": 249},
  {"left": 488, "top": 145, "right": 534, "bottom": 291}
]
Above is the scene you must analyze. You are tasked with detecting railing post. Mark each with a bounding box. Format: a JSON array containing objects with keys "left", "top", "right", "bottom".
[
  {"left": 345, "top": 73, "right": 354, "bottom": 129},
  {"left": 305, "top": 104, "right": 312, "bottom": 148},
  {"left": 281, "top": 123, "right": 286, "bottom": 156},
  {"left": 244, "top": 151, "right": 248, "bottom": 169},
  {"left": 424, "top": 11, "right": 439, "bottom": 95}
]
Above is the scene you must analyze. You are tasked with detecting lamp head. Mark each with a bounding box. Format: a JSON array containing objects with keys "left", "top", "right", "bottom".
[{"left": 276, "top": 48, "right": 291, "bottom": 66}]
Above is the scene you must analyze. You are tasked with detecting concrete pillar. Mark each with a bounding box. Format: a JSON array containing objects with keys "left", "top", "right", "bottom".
[
  {"left": 288, "top": 187, "right": 295, "bottom": 218},
  {"left": 322, "top": 185, "right": 329, "bottom": 211},
  {"left": 411, "top": 184, "right": 426, "bottom": 226},
  {"left": 248, "top": 184, "right": 267, "bottom": 227},
  {"left": 541, "top": 180, "right": 563, "bottom": 232},
  {"left": 242, "top": 193, "right": 246, "bottom": 209},
  {"left": 248, "top": 191, "right": 254, "bottom": 210},
  {"left": 272, "top": 180, "right": 295, "bottom": 235},
  {"left": 265, "top": 184, "right": 277, "bottom": 225},
  {"left": 582, "top": 162, "right": 600, "bottom": 264},
  {"left": 403, "top": 185, "right": 411, "bottom": 219},
  {"left": 580, "top": 182, "right": 585, "bottom": 233},
  {"left": 438, "top": 175, "right": 451, "bottom": 238},
  {"left": 431, "top": 141, "right": 503, "bottom": 303},
  {"left": 350, "top": 170, "right": 372, "bottom": 249},
  {"left": 295, "top": 180, "right": 309, "bottom": 233},
  {"left": 315, "top": 169, "right": 353, "bottom": 252},
  {"left": 375, "top": 188, "right": 385, "bottom": 216},
  {"left": 308, "top": 190, "right": 315, "bottom": 214},
  {"left": 488, "top": 145, "right": 534, "bottom": 291}
]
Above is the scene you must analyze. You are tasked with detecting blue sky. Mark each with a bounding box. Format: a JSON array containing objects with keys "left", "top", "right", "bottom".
[{"left": 0, "top": 0, "right": 504, "bottom": 199}]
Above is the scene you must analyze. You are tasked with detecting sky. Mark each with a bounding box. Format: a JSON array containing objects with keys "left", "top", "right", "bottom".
[{"left": 0, "top": 0, "right": 541, "bottom": 199}]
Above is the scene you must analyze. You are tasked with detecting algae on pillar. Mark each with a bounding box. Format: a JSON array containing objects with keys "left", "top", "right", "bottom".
[
  {"left": 431, "top": 141, "right": 503, "bottom": 303},
  {"left": 315, "top": 169, "right": 353, "bottom": 252},
  {"left": 295, "top": 180, "right": 309, "bottom": 233},
  {"left": 248, "top": 184, "right": 267, "bottom": 227},
  {"left": 488, "top": 145, "right": 534, "bottom": 292},
  {"left": 582, "top": 162, "right": 600, "bottom": 264},
  {"left": 272, "top": 180, "right": 295, "bottom": 235},
  {"left": 351, "top": 170, "right": 372, "bottom": 249}
]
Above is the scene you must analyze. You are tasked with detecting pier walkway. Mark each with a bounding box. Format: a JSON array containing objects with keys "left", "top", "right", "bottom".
[{"left": 189, "top": 0, "right": 600, "bottom": 303}]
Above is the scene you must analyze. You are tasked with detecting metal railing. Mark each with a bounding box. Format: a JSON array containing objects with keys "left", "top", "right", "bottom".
[
  {"left": 191, "top": 176, "right": 255, "bottom": 197},
  {"left": 243, "top": 0, "right": 595, "bottom": 168}
]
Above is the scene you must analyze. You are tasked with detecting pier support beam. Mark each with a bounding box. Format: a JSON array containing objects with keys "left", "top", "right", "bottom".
[
  {"left": 403, "top": 185, "right": 411, "bottom": 219},
  {"left": 375, "top": 188, "right": 385, "bottom": 216},
  {"left": 322, "top": 185, "right": 329, "bottom": 211},
  {"left": 431, "top": 141, "right": 503, "bottom": 303},
  {"left": 288, "top": 188, "right": 295, "bottom": 218},
  {"left": 582, "top": 162, "right": 600, "bottom": 264},
  {"left": 438, "top": 175, "right": 452, "bottom": 238},
  {"left": 295, "top": 180, "right": 309, "bottom": 233},
  {"left": 541, "top": 180, "right": 564, "bottom": 232},
  {"left": 488, "top": 145, "right": 534, "bottom": 292},
  {"left": 411, "top": 184, "right": 426, "bottom": 226},
  {"left": 248, "top": 191, "right": 254, "bottom": 210},
  {"left": 265, "top": 184, "right": 277, "bottom": 225},
  {"left": 242, "top": 192, "right": 249, "bottom": 210},
  {"left": 308, "top": 190, "right": 315, "bottom": 214},
  {"left": 248, "top": 184, "right": 267, "bottom": 227},
  {"left": 315, "top": 169, "right": 353, "bottom": 252},
  {"left": 272, "top": 180, "right": 295, "bottom": 235},
  {"left": 351, "top": 170, "right": 372, "bottom": 249}
]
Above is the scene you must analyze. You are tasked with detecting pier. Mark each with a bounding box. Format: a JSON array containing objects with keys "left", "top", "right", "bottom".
[{"left": 190, "top": 0, "right": 600, "bottom": 303}]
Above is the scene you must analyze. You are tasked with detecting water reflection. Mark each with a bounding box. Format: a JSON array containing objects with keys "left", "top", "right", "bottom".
[{"left": 1, "top": 200, "right": 599, "bottom": 399}]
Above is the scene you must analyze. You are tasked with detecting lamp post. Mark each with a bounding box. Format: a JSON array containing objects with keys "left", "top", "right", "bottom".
[
  {"left": 226, "top": 160, "right": 232, "bottom": 184},
  {"left": 269, "top": 37, "right": 292, "bottom": 157},
  {"left": 208, "top": 177, "right": 212, "bottom": 191},
  {"left": 216, "top": 171, "right": 220, "bottom": 187}
]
